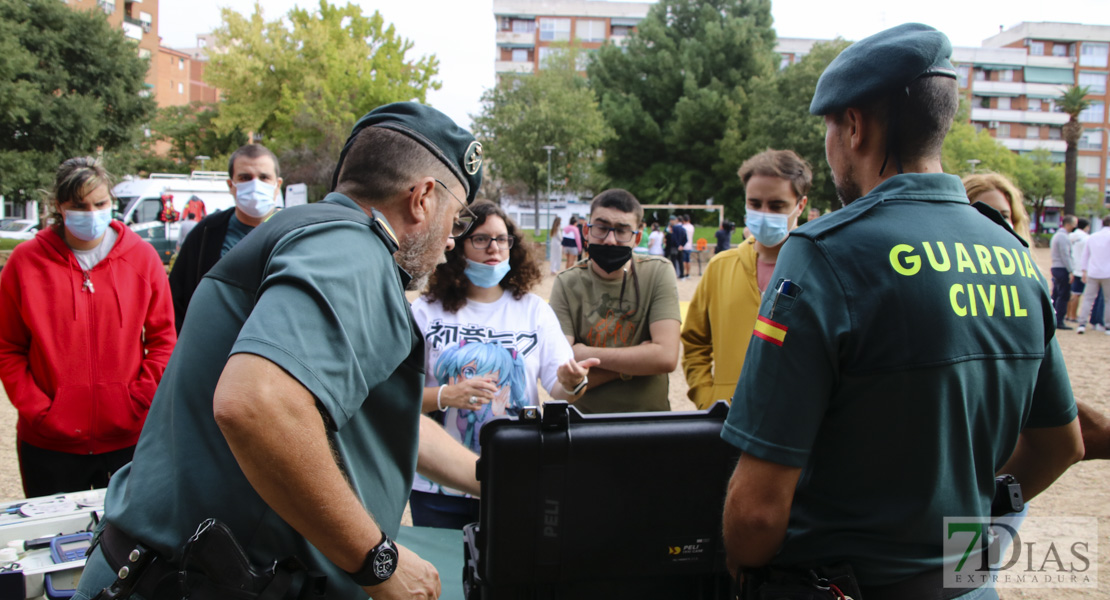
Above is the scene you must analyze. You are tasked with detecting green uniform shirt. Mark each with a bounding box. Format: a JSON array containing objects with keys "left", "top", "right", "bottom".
[
  {"left": 722, "top": 174, "right": 1076, "bottom": 586},
  {"left": 550, "top": 254, "right": 680, "bottom": 413},
  {"left": 102, "top": 194, "right": 423, "bottom": 599}
]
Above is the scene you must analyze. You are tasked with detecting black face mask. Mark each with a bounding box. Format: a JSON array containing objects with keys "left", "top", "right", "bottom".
[{"left": 589, "top": 244, "right": 633, "bottom": 273}]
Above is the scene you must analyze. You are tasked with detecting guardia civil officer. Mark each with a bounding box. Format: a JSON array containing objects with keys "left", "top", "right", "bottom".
[
  {"left": 76, "top": 103, "right": 487, "bottom": 600},
  {"left": 720, "top": 24, "right": 1083, "bottom": 599}
]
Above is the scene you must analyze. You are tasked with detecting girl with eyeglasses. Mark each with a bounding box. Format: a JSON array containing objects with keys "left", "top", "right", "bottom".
[{"left": 408, "top": 201, "right": 596, "bottom": 529}]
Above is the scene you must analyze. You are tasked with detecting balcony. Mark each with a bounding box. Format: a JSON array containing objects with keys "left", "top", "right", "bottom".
[
  {"left": 971, "top": 108, "right": 1069, "bottom": 126},
  {"left": 970, "top": 80, "right": 1067, "bottom": 98},
  {"left": 995, "top": 138, "right": 1067, "bottom": 153},
  {"left": 496, "top": 31, "right": 535, "bottom": 47},
  {"left": 121, "top": 20, "right": 142, "bottom": 40},
  {"left": 495, "top": 61, "right": 533, "bottom": 74}
]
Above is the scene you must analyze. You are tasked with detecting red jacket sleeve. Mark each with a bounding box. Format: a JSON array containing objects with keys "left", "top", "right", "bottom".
[
  {"left": 128, "top": 252, "right": 177, "bottom": 409},
  {"left": 0, "top": 257, "right": 53, "bottom": 422}
]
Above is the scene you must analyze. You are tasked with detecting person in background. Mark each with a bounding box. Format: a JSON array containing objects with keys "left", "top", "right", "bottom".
[
  {"left": 1050, "top": 214, "right": 1077, "bottom": 330},
  {"left": 714, "top": 220, "right": 732, "bottom": 255},
  {"left": 169, "top": 144, "right": 283, "bottom": 333},
  {"left": 561, "top": 215, "right": 582, "bottom": 271},
  {"left": 1076, "top": 214, "right": 1110, "bottom": 336},
  {"left": 807, "top": 207, "right": 821, "bottom": 222},
  {"left": 411, "top": 201, "right": 595, "bottom": 528},
  {"left": 681, "top": 214, "right": 695, "bottom": 279},
  {"left": 665, "top": 215, "right": 687, "bottom": 279},
  {"left": 576, "top": 214, "right": 589, "bottom": 263},
  {"left": 0, "top": 157, "right": 176, "bottom": 497},
  {"left": 547, "top": 216, "right": 562, "bottom": 275},
  {"left": 550, "top": 189, "right": 680, "bottom": 414},
  {"left": 648, "top": 223, "right": 665, "bottom": 256},
  {"left": 962, "top": 173, "right": 1032, "bottom": 244},
  {"left": 683, "top": 149, "right": 810, "bottom": 410},
  {"left": 1068, "top": 218, "right": 1099, "bottom": 326}
]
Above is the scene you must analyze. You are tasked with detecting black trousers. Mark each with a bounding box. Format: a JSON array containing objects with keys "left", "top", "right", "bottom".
[
  {"left": 1050, "top": 267, "right": 1071, "bottom": 326},
  {"left": 17, "top": 440, "right": 134, "bottom": 498}
]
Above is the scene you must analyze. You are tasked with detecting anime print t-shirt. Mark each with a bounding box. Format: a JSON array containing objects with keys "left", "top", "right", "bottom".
[{"left": 411, "top": 290, "right": 573, "bottom": 496}]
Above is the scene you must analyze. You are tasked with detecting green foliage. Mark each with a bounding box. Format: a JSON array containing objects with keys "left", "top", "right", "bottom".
[
  {"left": 942, "top": 100, "right": 1022, "bottom": 178},
  {"left": 1059, "top": 85, "right": 1092, "bottom": 119},
  {"left": 0, "top": 0, "right": 155, "bottom": 202},
  {"left": 729, "top": 39, "right": 850, "bottom": 217},
  {"left": 1015, "top": 148, "right": 1064, "bottom": 233},
  {"left": 205, "top": 0, "right": 440, "bottom": 194},
  {"left": 149, "top": 102, "right": 248, "bottom": 172},
  {"left": 588, "top": 0, "right": 777, "bottom": 207},
  {"left": 473, "top": 44, "right": 614, "bottom": 225}
]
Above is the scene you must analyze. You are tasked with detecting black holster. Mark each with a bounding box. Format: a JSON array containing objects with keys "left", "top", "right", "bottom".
[{"left": 95, "top": 519, "right": 326, "bottom": 600}]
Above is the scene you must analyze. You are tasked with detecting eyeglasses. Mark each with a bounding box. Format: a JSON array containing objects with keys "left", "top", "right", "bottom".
[
  {"left": 588, "top": 223, "right": 638, "bottom": 243},
  {"left": 468, "top": 234, "right": 515, "bottom": 249},
  {"left": 434, "top": 179, "right": 476, "bottom": 238}
]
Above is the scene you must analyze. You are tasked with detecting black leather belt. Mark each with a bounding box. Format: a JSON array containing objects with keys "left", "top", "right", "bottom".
[{"left": 94, "top": 521, "right": 182, "bottom": 600}]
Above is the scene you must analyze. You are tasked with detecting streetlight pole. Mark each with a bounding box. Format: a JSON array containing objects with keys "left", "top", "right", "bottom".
[
  {"left": 966, "top": 158, "right": 980, "bottom": 174},
  {"left": 542, "top": 145, "right": 556, "bottom": 237}
]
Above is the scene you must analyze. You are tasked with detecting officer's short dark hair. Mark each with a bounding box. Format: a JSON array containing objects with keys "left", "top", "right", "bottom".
[
  {"left": 1102, "top": 215, "right": 1110, "bottom": 228},
  {"left": 1077, "top": 218, "right": 1090, "bottom": 230},
  {"left": 834, "top": 76, "right": 958, "bottom": 165},
  {"left": 738, "top": 149, "right": 813, "bottom": 201},
  {"left": 590, "top": 189, "right": 644, "bottom": 226},
  {"left": 228, "top": 144, "right": 281, "bottom": 179},
  {"left": 336, "top": 127, "right": 455, "bottom": 205}
]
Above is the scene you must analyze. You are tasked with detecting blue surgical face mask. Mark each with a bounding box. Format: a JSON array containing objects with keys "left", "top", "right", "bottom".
[
  {"left": 64, "top": 207, "right": 113, "bottom": 242},
  {"left": 745, "top": 209, "right": 792, "bottom": 247},
  {"left": 234, "top": 178, "right": 278, "bottom": 218},
  {"left": 464, "top": 258, "right": 511, "bottom": 288}
]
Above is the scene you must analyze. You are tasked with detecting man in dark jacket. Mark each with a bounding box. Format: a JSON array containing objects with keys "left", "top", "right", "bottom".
[{"left": 169, "top": 144, "right": 282, "bottom": 331}]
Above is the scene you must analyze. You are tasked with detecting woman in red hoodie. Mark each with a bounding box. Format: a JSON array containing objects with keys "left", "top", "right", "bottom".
[{"left": 0, "top": 157, "right": 176, "bottom": 497}]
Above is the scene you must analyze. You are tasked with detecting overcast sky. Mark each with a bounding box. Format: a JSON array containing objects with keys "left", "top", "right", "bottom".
[{"left": 160, "top": 0, "right": 1110, "bottom": 129}]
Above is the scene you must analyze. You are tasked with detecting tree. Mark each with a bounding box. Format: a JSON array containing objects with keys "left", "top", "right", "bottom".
[
  {"left": 149, "top": 102, "right": 248, "bottom": 173},
  {"left": 1015, "top": 148, "right": 1064, "bottom": 233},
  {"left": 1059, "top": 85, "right": 1091, "bottom": 217},
  {"left": 473, "top": 45, "right": 614, "bottom": 232},
  {"left": 205, "top": 0, "right": 440, "bottom": 194},
  {"left": 588, "top": 0, "right": 777, "bottom": 207},
  {"left": 726, "top": 39, "right": 850, "bottom": 217},
  {"left": 0, "top": 0, "right": 154, "bottom": 204}
]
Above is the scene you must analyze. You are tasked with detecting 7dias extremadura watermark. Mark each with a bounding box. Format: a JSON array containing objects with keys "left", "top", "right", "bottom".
[{"left": 943, "top": 516, "right": 1099, "bottom": 589}]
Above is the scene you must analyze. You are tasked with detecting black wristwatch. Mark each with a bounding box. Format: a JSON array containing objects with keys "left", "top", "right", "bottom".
[{"left": 348, "top": 532, "right": 398, "bottom": 587}]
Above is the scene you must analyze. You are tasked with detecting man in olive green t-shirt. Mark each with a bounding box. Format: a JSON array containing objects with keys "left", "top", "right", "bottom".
[{"left": 550, "top": 189, "right": 681, "bottom": 413}]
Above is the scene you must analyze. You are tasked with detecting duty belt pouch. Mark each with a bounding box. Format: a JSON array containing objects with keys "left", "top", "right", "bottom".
[
  {"left": 179, "top": 519, "right": 326, "bottom": 600},
  {"left": 740, "top": 563, "right": 864, "bottom": 600}
]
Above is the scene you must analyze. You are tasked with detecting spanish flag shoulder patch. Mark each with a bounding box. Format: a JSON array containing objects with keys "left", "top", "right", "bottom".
[{"left": 753, "top": 315, "right": 788, "bottom": 347}]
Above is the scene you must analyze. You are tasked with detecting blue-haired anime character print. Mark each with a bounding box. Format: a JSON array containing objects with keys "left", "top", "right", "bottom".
[{"left": 433, "top": 340, "right": 526, "bottom": 452}]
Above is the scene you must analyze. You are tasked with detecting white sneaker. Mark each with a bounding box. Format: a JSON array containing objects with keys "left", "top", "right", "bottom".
[
  {"left": 1096, "top": 324, "right": 1107, "bottom": 332},
  {"left": 1077, "top": 325, "right": 1086, "bottom": 334}
]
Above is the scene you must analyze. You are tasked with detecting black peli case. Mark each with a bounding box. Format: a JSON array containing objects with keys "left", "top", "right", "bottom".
[{"left": 463, "top": 401, "right": 740, "bottom": 599}]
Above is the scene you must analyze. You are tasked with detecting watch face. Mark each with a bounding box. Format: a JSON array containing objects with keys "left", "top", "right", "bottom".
[{"left": 373, "top": 545, "right": 398, "bottom": 580}]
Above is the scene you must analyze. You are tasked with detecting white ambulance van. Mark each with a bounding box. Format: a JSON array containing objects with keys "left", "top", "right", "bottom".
[{"left": 112, "top": 172, "right": 235, "bottom": 264}]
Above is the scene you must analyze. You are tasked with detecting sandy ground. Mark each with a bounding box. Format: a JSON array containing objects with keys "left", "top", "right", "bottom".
[{"left": 0, "top": 247, "right": 1105, "bottom": 597}]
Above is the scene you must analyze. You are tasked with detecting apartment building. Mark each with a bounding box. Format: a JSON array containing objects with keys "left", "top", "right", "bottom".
[
  {"left": 67, "top": 1, "right": 219, "bottom": 108},
  {"left": 776, "top": 22, "right": 1110, "bottom": 206},
  {"left": 493, "top": 0, "right": 653, "bottom": 77},
  {"left": 67, "top": 0, "right": 160, "bottom": 94},
  {"left": 975, "top": 22, "right": 1110, "bottom": 205}
]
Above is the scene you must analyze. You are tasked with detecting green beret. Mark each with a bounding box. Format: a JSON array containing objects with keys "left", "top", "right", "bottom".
[
  {"left": 331, "top": 102, "right": 484, "bottom": 203},
  {"left": 810, "top": 23, "right": 957, "bottom": 116}
]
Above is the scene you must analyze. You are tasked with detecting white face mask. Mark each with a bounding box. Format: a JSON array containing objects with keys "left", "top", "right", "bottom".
[{"left": 234, "top": 178, "right": 277, "bottom": 218}]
